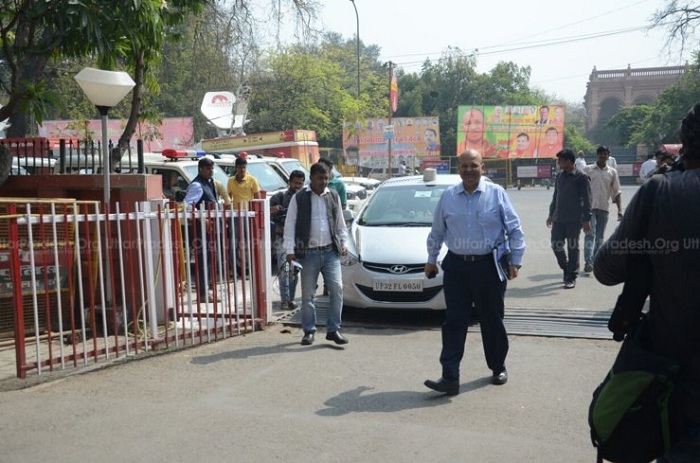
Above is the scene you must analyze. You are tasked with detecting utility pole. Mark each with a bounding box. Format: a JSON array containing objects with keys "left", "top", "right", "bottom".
[
  {"left": 350, "top": 0, "right": 360, "bottom": 100},
  {"left": 386, "top": 61, "right": 394, "bottom": 178}
]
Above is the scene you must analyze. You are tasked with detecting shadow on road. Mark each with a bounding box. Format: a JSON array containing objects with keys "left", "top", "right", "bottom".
[{"left": 316, "top": 377, "right": 492, "bottom": 416}]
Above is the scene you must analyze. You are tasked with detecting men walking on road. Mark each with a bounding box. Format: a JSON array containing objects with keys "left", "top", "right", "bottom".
[
  {"left": 547, "top": 149, "right": 591, "bottom": 289},
  {"left": 284, "top": 163, "right": 349, "bottom": 346},
  {"left": 574, "top": 150, "right": 587, "bottom": 173},
  {"left": 270, "top": 170, "right": 305, "bottom": 310},
  {"left": 582, "top": 148, "right": 622, "bottom": 273},
  {"left": 423, "top": 149, "right": 525, "bottom": 395},
  {"left": 639, "top": 153, "right": 657, "bottom": 180}
]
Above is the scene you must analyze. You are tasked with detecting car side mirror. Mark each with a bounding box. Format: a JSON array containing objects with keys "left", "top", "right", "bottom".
[{"left": 343, "top": 208, "right": 354, "bottom": 223}]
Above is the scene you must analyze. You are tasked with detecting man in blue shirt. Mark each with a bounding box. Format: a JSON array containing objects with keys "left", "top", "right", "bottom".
[
  {"left": 183, "top": 157, "right": 220, "bottom": 302},
  {"left": 424, "top": 149, "right": 525, "bottom": 395}
]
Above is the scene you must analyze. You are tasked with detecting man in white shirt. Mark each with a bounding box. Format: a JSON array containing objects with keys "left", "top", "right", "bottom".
[
  {"left": 598, "top": 146, "right": 617, "bottom": 169},
  {"left": 583, "top": 149, "right": 622, "bottom": 273},
  {"left": 284, "top": 162, "right": 349, "bottom": 346},
  {"left": 639, "top": 153, "right": 658, "bottom": 180},
  {"left": 574, "top": 150, "right": 587, "bottom": 173}
]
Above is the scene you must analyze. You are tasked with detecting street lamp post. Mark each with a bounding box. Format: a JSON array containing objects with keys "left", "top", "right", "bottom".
[
  {"left": 349, "top": 0, "right": 360, "bottom": 99},
  {"left": 74, "top": 67, "right": 136, "bottom": 205}
]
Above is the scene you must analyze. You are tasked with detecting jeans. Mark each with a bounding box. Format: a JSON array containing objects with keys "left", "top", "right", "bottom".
[
  {"left": 299, "top": 248, "right": 343, "bottom": 333},
  {"left": 439, "top": 252, "right": 508, "bottom": 381},
  {"left": 274, "top": 236, "right": 298, "bottom": 303},
  {"left": 584, "top": 209, "right": 609, "bottom": 266},
  {"left": 551, "top": 221, "right": 582, "bottom": 282}
]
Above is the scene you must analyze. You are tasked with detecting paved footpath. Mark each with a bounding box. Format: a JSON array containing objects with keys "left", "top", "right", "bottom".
[{"left": 0, "top": 325, "right": 617, "bottom": 463}]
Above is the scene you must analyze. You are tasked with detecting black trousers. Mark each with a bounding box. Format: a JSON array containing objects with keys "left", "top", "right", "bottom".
[
  {"left": 550, "top": 221, "right": 582, "bottom": 282},
  {"left": 439, "top": 252, "right": 508, "bottom": 381}
]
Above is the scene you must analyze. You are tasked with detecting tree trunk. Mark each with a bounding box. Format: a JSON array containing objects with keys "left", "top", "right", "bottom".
[{"left": 114, "top": 47, "right": 146, "bottom": 168}]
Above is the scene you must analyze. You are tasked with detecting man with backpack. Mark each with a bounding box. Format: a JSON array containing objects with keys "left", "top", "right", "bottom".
[{"left": 594, "top": 103, "right": 700, "bottom": 462}]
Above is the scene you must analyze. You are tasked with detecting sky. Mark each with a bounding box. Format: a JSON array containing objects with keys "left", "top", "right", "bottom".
[{"left": 312, "top": 0, "right": 690, "bottom": 104}]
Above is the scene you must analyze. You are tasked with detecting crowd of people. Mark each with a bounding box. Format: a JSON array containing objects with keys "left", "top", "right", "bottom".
[{"left": 167, "top": 104, "right": 700, "bottom": 460}]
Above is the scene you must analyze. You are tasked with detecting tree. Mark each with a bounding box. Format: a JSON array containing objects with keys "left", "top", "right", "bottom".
[
  {"left": 603, "top": 53, "right": 700, "bottom": 148},
  {"left": 247, "top": 51, "right": 355, "bottom": 147},
  {"left": 0, "top": 0, "right": 318, "bottom": 169},
  {"left": 607, "top": 105, "right": 655, "bottom": 147},
  {"left": 654, "top": 2, "right": 700, "bottom": 52},
  {"left": 563, "top": 123, "right": 595, "bottom": 155}
]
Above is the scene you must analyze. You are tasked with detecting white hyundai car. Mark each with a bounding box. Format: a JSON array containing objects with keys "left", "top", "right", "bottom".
[{"left": 341, "top": 170, "right": 463, "bottom": 310}]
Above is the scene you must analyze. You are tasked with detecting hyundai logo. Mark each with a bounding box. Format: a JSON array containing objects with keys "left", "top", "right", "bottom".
[{"left": 389, "top": 265, "right": 409, "bottom": 274}]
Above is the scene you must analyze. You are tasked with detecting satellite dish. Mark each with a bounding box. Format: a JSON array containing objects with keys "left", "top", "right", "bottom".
[{"left": 201, "top": 91, "right": 236, "bottom": 131}]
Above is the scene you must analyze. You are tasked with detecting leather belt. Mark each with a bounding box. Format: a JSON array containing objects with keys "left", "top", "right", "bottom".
[
  {"left": 451, "top": 252, "right": 490, "bottom": 262},
  {"left": 307, "top": 244, "right": 333, "bottom": 251}
]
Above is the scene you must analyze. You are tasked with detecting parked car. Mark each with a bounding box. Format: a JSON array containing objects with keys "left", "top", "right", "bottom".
[
  {"left": 140, "top": 151, "right": 230, "bottom": 200},
  {"left": 338, "top": 175, "right": 381, "bottom": 195},
  {"left": 265, "top": 157, "right": 311, "bottom": 184},
  {"left": 13, "top": 156, "right": 55, "bottom": 174},
  {"left": 366, "top": 166, "right": 403, "bottom": 181},
  {"left": 341, "top": 171, "right": 461, "bottom": 310},
  {"left": 214, "top": 154, "right": 288, "bottom": 197}
]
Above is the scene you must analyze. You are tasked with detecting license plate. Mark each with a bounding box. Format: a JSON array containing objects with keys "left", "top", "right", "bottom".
[{"left": 373, "top": 279, "right": 423, "bottom": 292}]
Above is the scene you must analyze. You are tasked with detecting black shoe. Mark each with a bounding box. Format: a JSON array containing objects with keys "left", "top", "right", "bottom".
[
  {"left": 492, "top": 369, "right": 508, "bottom": 385},
  {"left": 563, "top": 280, "right": 576, "bottom": 289},
  {"left": 286, "top": 301, "right": 298, "bottom": 310},
  {"left": 301, "top": 332, "right": 315, "bottom": 345},
  {"left": 424, "top": 377, "right": 459, "bottom": 396},
  {"left": 325, "top": 331, "right": 348, "bottom": 345}
]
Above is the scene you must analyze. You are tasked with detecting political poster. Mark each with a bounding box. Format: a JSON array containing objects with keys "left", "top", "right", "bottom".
[
  {"left": 342, "top": 117, "right": 441, "bottom": 170},
  {"left": 456, "top": 105, "right": 565, "bottom": 159}
]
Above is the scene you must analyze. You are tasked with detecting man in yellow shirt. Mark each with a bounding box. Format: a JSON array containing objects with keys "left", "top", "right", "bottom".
[
  {"left": 226, "top": 156, "right": 261, "bottom": 277},
  {"left": 227, "top": 157, "right": 261, "bottom": 208}
]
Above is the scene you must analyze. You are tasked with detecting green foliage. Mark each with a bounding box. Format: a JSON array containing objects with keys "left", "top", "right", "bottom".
[
  {"left": 607, "top": 105, "right": 654, "bottom": 147},
  {"left": 605, "top": 53, "right": 700, "bottom": 148},
  {"left": 563, "top": 123, "right": 595, "bottom": 154}
]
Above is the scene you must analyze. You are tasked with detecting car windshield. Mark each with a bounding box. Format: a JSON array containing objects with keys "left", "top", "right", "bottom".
[
  {"left": 357, "top": 184, "right": 448, "bottom": 226},
  {"left": 245, "top": 162, "right": 288, "bottom": 192},
  {"left": 280, "top": 160, "right": 311, "bottom": 185}
]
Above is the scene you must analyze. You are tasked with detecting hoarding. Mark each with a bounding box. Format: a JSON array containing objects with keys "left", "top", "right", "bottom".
[
  {"left": 39, "top": 117, "right": 195, "bottom": 151},
  {"left": 457, "top": 105, "right": 565, "bottom": 159},
  {"left": 343, "top": 117, "right": 441, "bottom": 170}
]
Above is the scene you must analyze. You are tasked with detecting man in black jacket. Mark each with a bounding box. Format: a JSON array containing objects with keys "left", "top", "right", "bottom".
[
  {"left": 270, "top": 169, "right": 305, "bottom": 310},
  {"left": 594, "top": 103, "right": 700, "bottom": 461},
  {"left": 546, "top": 149, "right": 592, "bottom": 289},
  {"left": 183, "top": 157, "right": 220, "bottom": 302}
]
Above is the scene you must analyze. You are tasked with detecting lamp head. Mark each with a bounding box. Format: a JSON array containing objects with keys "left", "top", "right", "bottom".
[{"left": 74, "top": 67, "right": 135, "bottom": 109}]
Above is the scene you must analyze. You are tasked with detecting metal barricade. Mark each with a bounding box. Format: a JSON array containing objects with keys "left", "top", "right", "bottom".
[{"left": 0, "top": 198, "right": 271, "bottom": 379}]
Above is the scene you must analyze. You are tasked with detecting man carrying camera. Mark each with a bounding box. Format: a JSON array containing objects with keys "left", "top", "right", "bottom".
[{"left": 270, "top": 170, "right": 306, "bottom": 310}]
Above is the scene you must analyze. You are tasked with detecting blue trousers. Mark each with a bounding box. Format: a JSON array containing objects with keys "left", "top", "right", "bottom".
[
  {"left": 439, "top": 252, "right": 508, "bottom": 381},
  {"left": 299, "top": 248, "right": 343, "bottom": 333},
  {"left": 584, "top": 209, "right": 609, "bottom": 266}
]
